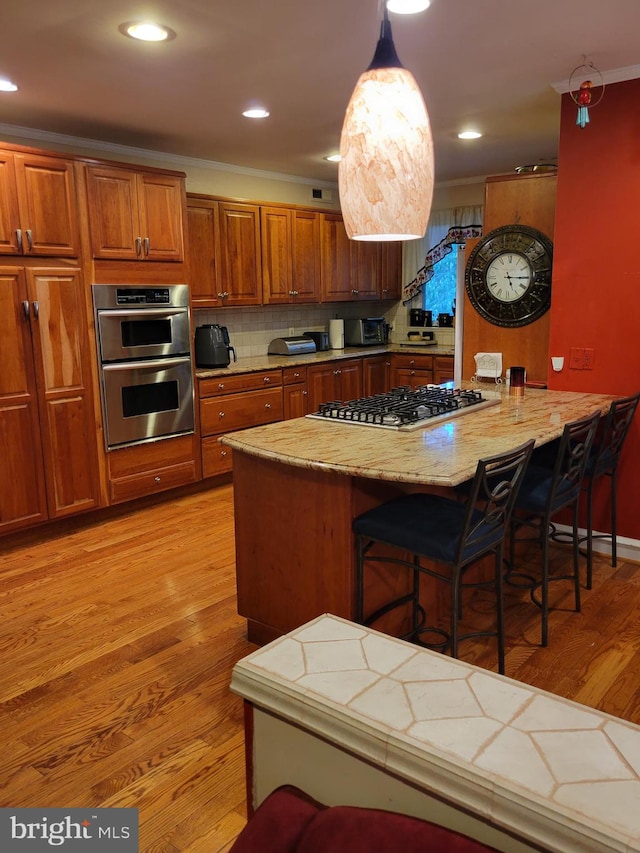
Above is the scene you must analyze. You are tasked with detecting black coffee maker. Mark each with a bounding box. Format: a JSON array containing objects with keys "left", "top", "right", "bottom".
[
  {"left": 194, "top": 324, "right": 237, "bottom": 367},
  {"left": 409, "top": 308, "right": 432, "bottom": 327}
]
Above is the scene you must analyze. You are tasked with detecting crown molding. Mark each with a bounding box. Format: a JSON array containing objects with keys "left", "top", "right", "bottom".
[
  {"left": 0, "top": 122, "right": 339, "bottom": 190},
  {"left": 551, "top": 63, "right": 640, "bottom": 94}
]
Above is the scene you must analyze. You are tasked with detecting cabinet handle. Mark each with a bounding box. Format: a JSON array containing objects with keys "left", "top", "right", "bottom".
[
  {"left": 293, "top": 372, "right": 300, "bottom": 378},
  {"left": 302, "top": 390, "right": 308, "bottom": 396},
  {"left": 263, "top": 377, "right": 270, "bottom": 383},
  {"left": 219, "top": 411, "right": 225, "bottom": 418},
  {"left": 221, "top": 450, "right": 227, "bottom": 457},
  {"left": 289, "top": 290, "right": 295, "bottom": 296},
  {"left": 218, "top": 383, "right": 225, "bottom": 390},
  {"left": 16, "top": 229, "right": 23, "bottom": 252},
  {"left": 32, "top": 301, "right": 39, "bottom": 319},
  {"left": 26, "top": 229, "right": 33, "bottom": 251},
  {"left": 410, "top": 360, "right": 415, "bottom": 366},
  {"left": 265, "top": 403, "right": 271, "bottom": 409},
  {"left": 136, "top": 237, "right": 143, "bottom": 256},
  {"left": 293, "top": 290, "right": 299, "bottom": 296},
  {"left": 351, "top": 289, "right": 359, "bottom": 295},
  {"left": 154, "top": 476, "right": 161, "bottom": 483},
  {"left": 143, "top": 237, "right": 150, "bottom": 256},
  {"left": 22, "top": 300, "right": 29, "bottom": 318}
]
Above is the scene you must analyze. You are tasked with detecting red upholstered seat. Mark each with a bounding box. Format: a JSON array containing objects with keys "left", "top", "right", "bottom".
[{"left": 230, "top": 785, "right": 501, "bottom": 853}]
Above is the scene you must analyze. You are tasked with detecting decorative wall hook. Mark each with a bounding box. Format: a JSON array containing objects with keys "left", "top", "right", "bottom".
[{"left": 569, "top": 57, "right": 605, "bottom": 128}]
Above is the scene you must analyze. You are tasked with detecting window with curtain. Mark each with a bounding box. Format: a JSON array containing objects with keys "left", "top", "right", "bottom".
[{"left": 402, "top": 206, "right": 483, "bottom": 310}]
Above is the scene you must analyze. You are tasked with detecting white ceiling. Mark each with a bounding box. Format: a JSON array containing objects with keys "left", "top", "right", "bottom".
[{"left": 1, "top": 0, "right": 639, "bottom": 186}]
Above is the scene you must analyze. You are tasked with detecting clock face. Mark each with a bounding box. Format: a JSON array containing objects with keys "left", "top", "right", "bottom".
[{"left": 465, "top": 225, "right": 553, "bottom": 327}]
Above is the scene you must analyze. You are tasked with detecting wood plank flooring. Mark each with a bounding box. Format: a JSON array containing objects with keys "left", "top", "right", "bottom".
[{"left": 1, "top": 482, "right": 639, "bottom": 851}]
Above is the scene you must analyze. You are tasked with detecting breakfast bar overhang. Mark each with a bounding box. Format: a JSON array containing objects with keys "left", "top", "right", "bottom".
[{"left": 222, "top": 387, "right": 615, "bottom": 646}]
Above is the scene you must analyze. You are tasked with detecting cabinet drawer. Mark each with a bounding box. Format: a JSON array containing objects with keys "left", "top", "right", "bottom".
[
  {"left": 199, "top": 370, "right": 281, "bottom": 397},
  {"left": 109, "top": 460, "right": 197, "bottom": 504},
  {"left": 200, "top": 387, "right": 283, "bottom": 435},
  {"left": 392, "top": 354, "right": 434, "bottom": 370},
  {"left": 202, "top": 437, "right": 233, "bottom": 478},
  {"left": 282, "top": 365, "right": 307, "bottom": 385}
]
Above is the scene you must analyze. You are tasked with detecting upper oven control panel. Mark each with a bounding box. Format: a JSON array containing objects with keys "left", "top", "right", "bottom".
[{"left": 115, "top": 288, "right": 171, "bottom": 305}]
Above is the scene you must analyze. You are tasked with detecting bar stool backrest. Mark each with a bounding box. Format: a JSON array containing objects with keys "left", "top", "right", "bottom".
[
  {"left": 547, "top": 412, "right": 600, "bottom": 513},
  {"left": 458, "top": 440, "right": 534, "bottom": 566},
  {"left": 590, "top": 392, "right": 640, "bottom": 478}
]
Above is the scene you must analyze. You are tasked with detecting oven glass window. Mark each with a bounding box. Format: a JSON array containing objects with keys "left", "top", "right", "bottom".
[
  {"left": 121, "top": 380, "right": 179, "bottom": 417},
  {"left": 121, "top": 319, "right": 172, "bottom": 348}
]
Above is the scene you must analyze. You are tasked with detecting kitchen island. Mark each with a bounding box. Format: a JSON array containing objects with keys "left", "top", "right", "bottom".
[{"left": 221, "top": 387, "right": 615, "bottom": 645}]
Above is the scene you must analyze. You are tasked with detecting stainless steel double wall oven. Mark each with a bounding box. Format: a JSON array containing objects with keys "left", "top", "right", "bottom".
[{"left": 93, "top": 284, "right": 195, "bottom": 449}]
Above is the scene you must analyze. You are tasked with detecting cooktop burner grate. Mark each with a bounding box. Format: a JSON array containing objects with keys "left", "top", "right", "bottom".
[{"left": 309, "top": 386, "right": 490, "bottom": 430}]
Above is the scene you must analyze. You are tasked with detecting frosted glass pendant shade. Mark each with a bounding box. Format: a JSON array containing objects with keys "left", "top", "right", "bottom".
[{"left": 338, "top": 16, "right": 434, "bottom": 241}]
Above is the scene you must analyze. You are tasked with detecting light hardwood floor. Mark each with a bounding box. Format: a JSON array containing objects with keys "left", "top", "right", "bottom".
[{"left": 1, "top": 482, "right": 639, "bottom": 852}]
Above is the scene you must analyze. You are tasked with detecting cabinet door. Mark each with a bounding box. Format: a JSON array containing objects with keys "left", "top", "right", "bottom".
[
  {"left": 86, "top": 165, "right": 140, "bottom": 259},
  {"left": 0, "top": 268, "right": 48, "bottom": 532},
  {"left": 351, "top": 241, "right": 381, "bottom": 300},
  {"left": 283, "top": 384, "right": 309, "bottom": 419},
  {"left": 320, "top": 213, "right": 352, "bottom": 302},
  {"left": 137, "top": 172, "right": 184, "bottom": 261},
  {"left": 363, "top": 355, "right": 390, "bottom": 396},
  {"left": 261, "top": 206, "right": 293, "bottom": 304},
  {"left": 306, "top": 363, "right": 339, "bottom": 411},
  {"left": 338, "top": 358, "right": 363, "bottom": 400},
  {"left": 218, "top": 202, "right": 262, "bottom": 306},
  {"left": 13, "top": 153, "right": 80, "bottom": 257},
  {"left": 0, "top": 153, "right": 21, "bottom": 254},
  {"left": 433, "top": 356, "right": 454, "bottom": 384},
  {"left": 187, "top": 200, "right": 220, "bottom": 307},
  {"left": 381, "top": 241, "right": 403, "bottom": 300},
  {"left": 27, "top": 267, "right": 100, "bottom": 518},
  {"left": 292, "top": 210, "right": 320, "bottom": 302}
]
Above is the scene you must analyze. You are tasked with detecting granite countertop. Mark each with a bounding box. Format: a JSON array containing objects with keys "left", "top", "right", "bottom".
[
  {"left": 231, "top": 614, "right": 640, "bottom": 853},
  {"left": 220, "top": 386, "right": 615, "bottom": 488},
  {"left": 195, "top": 344, "right": 455, "bottom": 379}
]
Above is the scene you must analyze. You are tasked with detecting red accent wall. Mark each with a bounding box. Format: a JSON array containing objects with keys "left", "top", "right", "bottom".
[{"left": 550, "top": 78, "right": 640, "bottom": 540}]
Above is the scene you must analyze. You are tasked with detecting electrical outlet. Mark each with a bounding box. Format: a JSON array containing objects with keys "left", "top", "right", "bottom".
[
  {"left": 288, "top": 327, "right": 295, "bottom": 336},
  {"left": 583, "top": 348, "right": 595, "bottom": 370},
  {"left": 569, "top": 347, "right": 584, "bottom": 369}
]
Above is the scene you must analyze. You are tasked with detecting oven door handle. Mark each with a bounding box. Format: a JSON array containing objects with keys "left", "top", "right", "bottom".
[
  {"left": 101, "top": 356, "right": 192, "bottom": 372},
  {"left": 99, "top": 308, "right": 187, "bottom": 319}
]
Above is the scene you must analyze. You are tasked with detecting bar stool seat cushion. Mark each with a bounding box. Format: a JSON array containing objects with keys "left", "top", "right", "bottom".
[{"left": 353, "top": 494, "right": 500, "bottom": 567}]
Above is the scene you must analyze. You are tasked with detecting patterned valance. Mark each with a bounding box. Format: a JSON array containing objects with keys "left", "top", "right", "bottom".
[{"left": 402, "top": 222, "right": 482, "bottom": 305}]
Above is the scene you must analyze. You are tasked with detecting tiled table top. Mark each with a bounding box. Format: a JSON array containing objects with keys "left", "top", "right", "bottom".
[
  {"left": 222, "top": 387, "right": 615, "bottom": 487},
  {"left": 231, "top": 614, "right": 640, "bottom": 853}
]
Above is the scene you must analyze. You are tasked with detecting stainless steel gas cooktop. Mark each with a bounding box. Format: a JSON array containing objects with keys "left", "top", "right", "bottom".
[{"left": 306, "top": 385, "right": 499, "bottom": 430}]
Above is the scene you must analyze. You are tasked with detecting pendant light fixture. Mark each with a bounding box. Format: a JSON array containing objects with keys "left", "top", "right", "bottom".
[{"left": 338, "top": 4, "right": 434, "bottom": 241}]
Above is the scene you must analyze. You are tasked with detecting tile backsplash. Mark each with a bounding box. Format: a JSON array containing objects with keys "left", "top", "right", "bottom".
[{"left": 193, "top": 301, "right": 455, "bottom": 357}]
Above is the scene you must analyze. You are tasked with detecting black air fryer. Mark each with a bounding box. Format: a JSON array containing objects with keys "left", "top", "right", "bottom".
[{"left": 195, "top": 324, "right": 236, "bottom": 367}]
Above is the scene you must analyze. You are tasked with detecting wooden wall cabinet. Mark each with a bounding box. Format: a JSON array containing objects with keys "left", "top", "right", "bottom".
[
  {"left": 86, "top": 164, "right": 184, "bottom": 262},
  {"left": 187, "top": 196, "right": 262, "bottom": 307},
  {"left": 380, "top": 242, "right": 403, "bottom": 300},
  {"left": 261, "top": 207, "right": 321, "bottom": 305},
  {"left": 0, "top": 151, "right": 80, "bottom": 257},
  {"left": 199, "top": 370, "right": 283, "bottom": 478},
  {"left": 0, "top": 265, "right": 100, "bottom": 534},
  {"left": 320, "top": 213, "right": 352, "bottom": 302},
  {"left": 350, "top": 241, "right": 381, "bottom": 300}
]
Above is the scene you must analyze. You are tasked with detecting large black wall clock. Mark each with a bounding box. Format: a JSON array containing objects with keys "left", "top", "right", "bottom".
[{"left": 465, "top": 224, "right": 553, "bottom": 328}]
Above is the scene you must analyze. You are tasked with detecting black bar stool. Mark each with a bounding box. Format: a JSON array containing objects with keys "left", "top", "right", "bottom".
[
  {"left": 508, "top": 411, "right": 600, "bottom": 647},
  {"left": 353, "top": 440, "right": 534, "bottom": 675},
  {"left": 582, "top": 392, "right": 639, "bottom": 588}
]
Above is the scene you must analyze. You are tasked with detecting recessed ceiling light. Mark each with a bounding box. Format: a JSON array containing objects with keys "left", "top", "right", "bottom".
[
  {"left": 120, "top": 22, "right": 175, "bottom": 42},
  {"left": 243, "top": 108, "right": 270, "bottom": 119},
  {"left": 386, "top": 0, "right": 431, "bottom": 13},
  {"left": 0, "top": 78, "right": 18, "bottom": 92},
  {"left": 458, "top": 130, "right": 482, "bottom": 140},
  {"left": 324, "top": 154, "right": 342, "bottom": 163}
]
